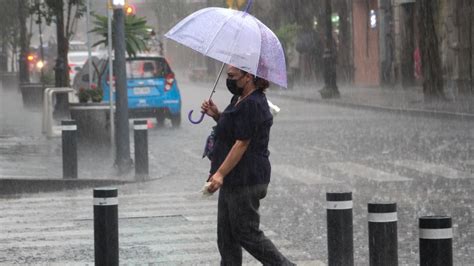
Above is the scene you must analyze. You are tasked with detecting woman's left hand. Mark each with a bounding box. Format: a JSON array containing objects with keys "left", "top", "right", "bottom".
[{"left": 207, "top": 172, "right": 224, "bottom": 193}]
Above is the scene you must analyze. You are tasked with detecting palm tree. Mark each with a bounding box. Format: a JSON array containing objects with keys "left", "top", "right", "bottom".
[{"left": 91, "top": 14, "right": 151, "bottom": 57}]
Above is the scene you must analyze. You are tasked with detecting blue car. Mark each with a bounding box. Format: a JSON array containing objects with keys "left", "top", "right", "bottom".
[{"left": 74, "top": 55, "right": 182, "bottom": 127}]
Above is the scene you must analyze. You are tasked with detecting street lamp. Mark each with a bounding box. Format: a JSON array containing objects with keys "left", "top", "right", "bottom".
[
  {"left": 112, "top": 0, "right": 125, "bottom": 7},
  {"left": 125, "top": 4, "right": 136, "bottom": 16},
  {"left": 112, "top": 0, "right": 132, "bottom": 174}
]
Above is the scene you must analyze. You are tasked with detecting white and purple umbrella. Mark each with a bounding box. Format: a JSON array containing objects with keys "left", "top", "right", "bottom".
[{"left": 165, "top": 1, "right": 287, "bottom": 123}]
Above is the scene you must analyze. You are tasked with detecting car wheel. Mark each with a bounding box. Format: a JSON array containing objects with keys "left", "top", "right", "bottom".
[
  {"left": 170, "top": 113, "right": 181, "bottom": 128},
  {"left": 156, "top": 115, "right": 165, "bottom": 127}
]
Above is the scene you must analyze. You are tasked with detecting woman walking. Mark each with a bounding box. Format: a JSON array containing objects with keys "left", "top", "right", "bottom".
[{"left": 201, "top": 65, "right": 294, "bottom": 266}]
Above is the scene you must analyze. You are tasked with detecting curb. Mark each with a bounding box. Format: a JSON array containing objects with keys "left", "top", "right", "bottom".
[
  {"left": 270, "top": 93, "right": 474, "bottom": 121},
  {"left": 0, "top": 178, "right": 132, "bottom": 197}
]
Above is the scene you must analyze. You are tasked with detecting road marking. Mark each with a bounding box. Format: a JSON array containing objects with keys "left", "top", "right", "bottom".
[
  {"left": 272, "top": 164, "right": 339, "bottom": 185},
  {"left": 295, "top": 145, "right": 338, "bottom": 156},
  {"left": 0, "top": 189, "right": 313, "bottom": 264},
  {"left": 394, "top": 160, "right": 473, "bottom": 179},
  {"left": 0, "top": 191, "right": 199, "bottom": 205},
  {"left": 0, "top": 199, "right": 217, "bottom": 213},
  {"left": 0, "top": 174, "right": 51, "bottom": 179},
  {"left": 326, "top": 162, "right": 412, "bottom": 182},
  {"left": 430, "top": 140, "right": 455, "bottom": 153},
  {"left": 311, "top": 145, "right": 338, "bottom": 154},
  {"left": 463, "top": 160, "right": 474, "bottom": 167},
  {"left": 0, "top": 208, "right": 217, "bottom": 224}
]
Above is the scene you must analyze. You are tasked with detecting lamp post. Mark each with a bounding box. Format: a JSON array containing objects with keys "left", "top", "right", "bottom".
[
  {"left": 320, "top": 0, "right": 340, "bottom": 99},
  {"left": 86, "top": 0, "right": 92, "bottom": 89},
  {"left": 112, "top": 0, "right": 132, "bottom": 174},
  {"left": 107, "top": 1, "right": 115, "bottom": 159}
]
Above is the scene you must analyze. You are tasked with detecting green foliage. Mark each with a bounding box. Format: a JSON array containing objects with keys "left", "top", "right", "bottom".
[
  {"left": 40, "top": 70, "right": 55, "bottom": 85},
  {"left": 91, "top": 14, "right": 152, "bottom": 58},
  {"left": 275, "top": 23, "right": 300, "bottom": 49},
  {"left": 32, "top": 0, "right": 86, "bottom": 40},
  {"left": 0, "top": 0, "right": 21, "bottom": 54},
  {"left": 275, "top": 23, "right": 300, "bottom": 68}
]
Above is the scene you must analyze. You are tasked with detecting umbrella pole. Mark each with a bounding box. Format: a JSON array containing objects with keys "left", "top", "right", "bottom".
[
  {"left": 207, "top": 62, "right": 226, "bottom": 101},
  {"left": 188, "top": 62, "right": 226, "bottom": 124}
]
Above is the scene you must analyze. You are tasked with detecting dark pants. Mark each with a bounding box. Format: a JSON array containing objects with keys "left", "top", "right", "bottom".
[{"left": 217, "top": 184, "right": 295, "bottom": 266}]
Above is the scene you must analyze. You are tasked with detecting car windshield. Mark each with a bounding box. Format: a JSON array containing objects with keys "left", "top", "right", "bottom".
[
  {"left": 69, "top": 54, "right": 88, "bottom": 64},
  {"left": 69, "top": 42, "right": 88, "bottom": 51},
  {"left": 126, "top": 58, "right": 171, "bottom": 79}
]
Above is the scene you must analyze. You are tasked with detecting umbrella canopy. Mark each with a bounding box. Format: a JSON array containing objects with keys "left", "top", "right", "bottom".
[{"left": 165, "top": 7, "right": 287, "bottom": 88}]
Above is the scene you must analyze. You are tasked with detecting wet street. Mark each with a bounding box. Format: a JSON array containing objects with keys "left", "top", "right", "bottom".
[{"left": 0, "top": 80, "right": 473, "bottom": 264}]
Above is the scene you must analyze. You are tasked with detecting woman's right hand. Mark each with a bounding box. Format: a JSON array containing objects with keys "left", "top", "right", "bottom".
[{"left": 201, "top": 99, "right": 219, "bottom": 121}]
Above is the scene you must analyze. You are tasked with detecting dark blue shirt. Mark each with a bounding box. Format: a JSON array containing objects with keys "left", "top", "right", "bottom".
[{"left": 210, "top": 89, "right": 273, "bottom": 187}]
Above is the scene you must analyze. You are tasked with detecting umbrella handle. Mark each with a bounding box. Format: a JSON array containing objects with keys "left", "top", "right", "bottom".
[
  {"left": 189, "top": 63, "right": 226, "bottom": 125},
  {"left": 188, "top": 110, "right": 205, "bottom": 124}
]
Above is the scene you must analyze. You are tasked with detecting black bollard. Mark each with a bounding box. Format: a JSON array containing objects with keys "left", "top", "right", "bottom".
[
  {"left": 94, "top": 188, "right": 119, "bottom": 266},
  {"left": 62, "top": 120, "right": 78, "bottom": 179},
  {"left": 326, "top": 192, "right": 354, "bottom": 266},
  {"left": 368, "top": 203, "right": 398, "bottom": 266},
  {"left": 419, "top": 216, "right": 453, "bottom": 266},
  {"left": 133, "top": 120, "right": 149, "bottom": 179}
]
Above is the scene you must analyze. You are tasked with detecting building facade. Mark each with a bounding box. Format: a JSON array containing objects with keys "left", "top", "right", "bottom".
[{"left": 351, "top": 0, "right": 474, "bottom": 94}]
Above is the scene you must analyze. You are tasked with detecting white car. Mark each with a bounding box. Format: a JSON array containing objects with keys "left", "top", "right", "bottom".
[
  {"left": 68, "top": 40, "right": 103, "bottom": 85},
  {"left": 69, "top": 40, "right": 88, "bottom": 51},
  {"left": 68, "top": 51, "right": 100, "bottom": 85}
]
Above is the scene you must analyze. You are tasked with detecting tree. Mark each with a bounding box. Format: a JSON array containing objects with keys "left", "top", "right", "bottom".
[
  {"left": 91, "top": 14, "right": 151, "bottom": 57},
  {"left": 18, "top": 0, "right": 30, "bottom": 82},
  {"left": 32, "top": 0, "right": 86, "bottom": 87},
  {"left": 31, "top": 0, "right": 85, "bottom": 116},
  {"left": 319, "top": 0, "right": 340, "bottom": 98},
  {"left": 0, "top": 0, "right": 19, "bottom": 72},
  {"left": 417, "top": 0, "right": 445, "bottom": 101}
]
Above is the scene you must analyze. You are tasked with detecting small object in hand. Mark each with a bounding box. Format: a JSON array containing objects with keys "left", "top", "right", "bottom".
[{"left": 201, "top": 182, "right": 214, "bottom": 196}]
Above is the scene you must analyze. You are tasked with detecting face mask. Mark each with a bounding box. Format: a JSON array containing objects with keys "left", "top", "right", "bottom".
[{"left": 226, "top": 78, "right": 244, "bottom": 96}]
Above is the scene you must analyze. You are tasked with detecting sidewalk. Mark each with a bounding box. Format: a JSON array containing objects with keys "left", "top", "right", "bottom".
[
  {"left": 0, "top": 83, "right": 130, "bottom": 194},
  {"left": 268, "top": 83, "right": 474, "bottom": 120}
]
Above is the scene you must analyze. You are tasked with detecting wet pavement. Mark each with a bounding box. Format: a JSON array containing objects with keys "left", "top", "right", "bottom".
[
  {"left": 268, "top": 83, "right": 474, "bottom": 119},
  {"left": 0, "top": 79, "right": 473, "bottom": 264},
  {"left": 0, "top": 186, "right": 322, "bottom": 265}
]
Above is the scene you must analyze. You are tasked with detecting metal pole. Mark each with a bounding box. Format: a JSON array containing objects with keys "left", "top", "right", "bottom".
[
  {"left": 419, "top": 216, "right": 453, "bottom": 266},
  {"left": 36, "top": 1, "right": 45, "bottom": 86},
  {"left": 107, "top": 7, "right": 115, "bottom": 156},
  {"left": 113, "top": 6, "right": 132, "bottom": 174},
  {"left": 368, "top": 203, "right": 398, "bottom": 266},
  {"left": 326, "top": 192, "right": 354, "bottom": 266},
  {"left": 133, "top": 120, "right": 149, "bottom": 180},
  {"left": 61, "top": 120, "right": 78, "bottom": 179},
  {"left": 93, "top": 187, "right": 119, "bottom": 266},
  {"left": 86, "top": 0, "right": 93, "bottom": 88}
]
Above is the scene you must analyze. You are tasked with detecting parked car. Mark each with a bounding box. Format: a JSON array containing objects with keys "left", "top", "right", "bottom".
[
  {"left": 69, "top": 40, "right": 88, "bottom": 51},
  {"left": 73, "top": 54, "right": 182, "bottom": 127},
  {"left": 68, "top": 40, "right": 105, "bottom": 85},
  {"left": 68, "top": 51, "right": 89, "bottom": 84}
]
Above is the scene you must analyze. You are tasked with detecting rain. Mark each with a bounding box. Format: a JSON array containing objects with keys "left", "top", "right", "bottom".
[{"left": 0, "top": 0, "right": 473, "bottom": 265}]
